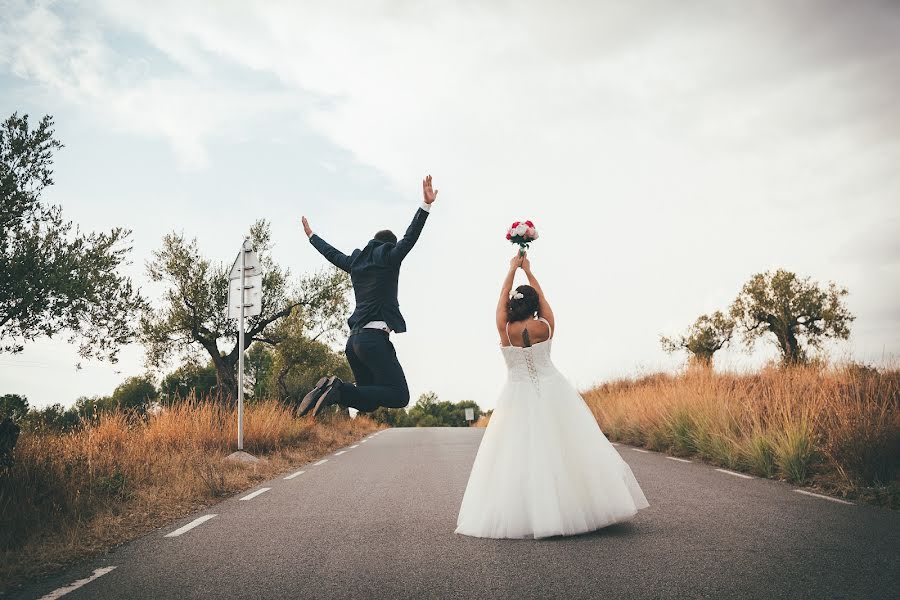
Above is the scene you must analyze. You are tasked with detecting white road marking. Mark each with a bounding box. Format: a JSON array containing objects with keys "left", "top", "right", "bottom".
[
  {"left": 360, "top": 440, "right": 368, "bottom": 444},
  {"left": 610, "top": 442, "right": 619, "bottom": 446},
  {"left": 715, "top": 468, "right": 754, "bottom": 479},
  {"left": 794, "top": 489, "right": 855, "bottom": 505},
  {"left": 284, "top": 470, "right": 305, "bottom": 480},
  {"left": 240, "top": 487, "right": 272, "bottom": 501},
  {"left": 313, "top": 459, "right": 328, "bottom": 466},
  {"left": 39, "top": 566, "right": 117, "bottom": 599},
  {"left": 334, "top": 450, "right": 346, "bottom": 456},
  {"left": 350, "top": 444, "right": 359, "bottom": 448},
  {"left": 666, "top": 456, "right": 692, "bottom": 463},
  {"left": 165, "top": 514, "right": 217, "bottom": 537},
  {"left": 632, "top": 448, "right": 651, "bottom": 454}
]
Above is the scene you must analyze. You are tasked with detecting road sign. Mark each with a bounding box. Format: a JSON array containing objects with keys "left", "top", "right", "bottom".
[
  {"left": 227, "top": 241, "right": 262, "bottom": 319},
  {"left": 227, "top": 239, "right": 263, "bottom": 451},
  {"left": 465, "top": 408, "right": 475, "bottom": 421},
  {"left": 227, "top": 276, "right": 262, "bottom": 318}
]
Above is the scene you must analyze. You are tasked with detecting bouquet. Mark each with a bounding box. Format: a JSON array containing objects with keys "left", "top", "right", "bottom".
[{"left": 506, "top": 220, "right": 539, "bottom": 256}]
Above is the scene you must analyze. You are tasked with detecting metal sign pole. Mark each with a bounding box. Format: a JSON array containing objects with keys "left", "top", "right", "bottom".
[{"left": 237, "top": 241, "right": 246, "bottom": 451}]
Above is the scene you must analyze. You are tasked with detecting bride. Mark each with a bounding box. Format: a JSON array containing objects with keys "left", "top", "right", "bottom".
[{"left": 455, "top": 252, "right": 649, "bottom": 539}]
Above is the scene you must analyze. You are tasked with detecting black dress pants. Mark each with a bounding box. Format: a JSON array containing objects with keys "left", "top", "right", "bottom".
[{"left": 339, "top": 329, "right": 410, "bottom": 412}]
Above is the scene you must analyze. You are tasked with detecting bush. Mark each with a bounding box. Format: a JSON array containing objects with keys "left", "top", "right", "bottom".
[
  {"left": 0, "top": 394, "right": 29, "bottom": 422},
  {"left": 20, "top": 404, "right": 81, "bottom": 433},
  {"left": 369, "top": 393, "right": 483, "bottom": 427}
]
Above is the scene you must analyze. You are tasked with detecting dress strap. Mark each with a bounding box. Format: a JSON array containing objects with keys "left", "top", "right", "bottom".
[{"left": 538, "top": 317, "right": 553, "bottom": 339}]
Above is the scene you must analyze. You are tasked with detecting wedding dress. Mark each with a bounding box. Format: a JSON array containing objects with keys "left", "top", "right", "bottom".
[{"left": 455, "top": 318, "right": 649, "bottom": 539}]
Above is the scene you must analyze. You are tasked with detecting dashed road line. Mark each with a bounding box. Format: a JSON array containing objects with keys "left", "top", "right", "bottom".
[
  {"left": 240, "top": 487, "right": 272, "bottom": 501},
  {"left": 795, "top": 489, "right": 854, "bottom": 505},
  {"left": 632, "top": 448, "right": 650, "bottom": 454},
  {"left": 360, "top": 440, "right": 368, "bottom": 444},
  {"left": 165, "top": 514, "right": 217, "bottom": 537},
  {"left": 334, "top": 450, "right": 346, "bottom": 456},
  {"left": 666, "top": 456, "right": 692, "bottom": 463},
  {"left": 39, "top": 566, "right": 117, "bottom": 599},
  {"left": 350, "top": 444, "right": 359, "bottom": 448},
  {"left": 284, "top": 470, "right": 305, "bottom": 480},
  {"left": 313, "top": 459, "right": 328, "bottom": 466},
  {"left": 715, "top": 468, "right": 754, "bottom": 479}
]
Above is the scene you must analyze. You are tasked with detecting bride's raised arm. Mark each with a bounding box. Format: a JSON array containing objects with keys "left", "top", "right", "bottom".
[
  {"left": 496, "top": 254, "right": 522, "bottom": 339},
  {"left": 521, "top": 254, "right": 555, "bottom": 334}
]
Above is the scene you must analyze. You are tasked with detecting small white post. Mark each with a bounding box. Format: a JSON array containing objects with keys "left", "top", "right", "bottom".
[{"left": 237, "top": 239, "right": 247, "bottom": 450}]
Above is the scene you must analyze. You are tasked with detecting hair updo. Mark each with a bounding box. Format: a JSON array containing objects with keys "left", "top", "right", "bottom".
[{"left": 507, "top": 285, "right": 540, "bottom": 323}]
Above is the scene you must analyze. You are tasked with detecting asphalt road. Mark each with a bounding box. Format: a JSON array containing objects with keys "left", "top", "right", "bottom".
[{"left": 12, "top": 428, "right": 900, "bottom": 600}]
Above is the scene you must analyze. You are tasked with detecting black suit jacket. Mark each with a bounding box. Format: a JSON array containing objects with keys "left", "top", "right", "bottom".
[{"left": 309, "top": 207, "right": 429, "bottom": 333}]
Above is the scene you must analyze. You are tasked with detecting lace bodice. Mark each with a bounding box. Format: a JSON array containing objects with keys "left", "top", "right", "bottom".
[{"left": 501, "top": 340, "right": 557, "bottom": 389}]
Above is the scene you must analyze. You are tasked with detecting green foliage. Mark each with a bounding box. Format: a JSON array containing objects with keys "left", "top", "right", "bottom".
[
  {"left": 0, "top": 394, "right": 29, "bottom": 422},
  {"left": 370, "top": 392, "right": 484, "bottom": 427},
  {"left": 140, "top": 222, "right": 351, "bottom": 402},
  {"left": 0, "top": 417, "right": 19, "bottom": 468},
  {"left": 258, "top": 308, "right": 352, "bottom": 405},
  {"left": 730, "top": 269, "right": 853, "bottom": 365},
  {"left": 0, "top": 112, "right": 146, "bottom": 362},
  {"left": 160, "top": 360, "right": 219, "bottom": 402},
  {"left": 75, "top": 375, "right": 158, "bottom": 419},
  {"left": 773, "top": 422, "right": 815, "bottom": 484},
  {"left": 110, "top": 375, "right": 157, "bottom": 416},
  {"left": 74, "top": 395, "right": 112, "bottom": 421},
  {"left": 20, "top": 403, "right": 80, "bottom": 433},
  {"left": 246, "top": 343, "right": 275, "bottom": 399},
  {"left": 0, "top": 395, "right": 24, "bottom": 466},
  {"left": 661, "top": 311, "right": 735, "bottom": 368}
]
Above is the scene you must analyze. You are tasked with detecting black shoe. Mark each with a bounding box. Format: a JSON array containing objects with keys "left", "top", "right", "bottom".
[
  {"left": 298, "top": 377, "right": 330, "bottom": 417},
  {"left": 312, "top": 377, "right": 343, "bottom": 418}
]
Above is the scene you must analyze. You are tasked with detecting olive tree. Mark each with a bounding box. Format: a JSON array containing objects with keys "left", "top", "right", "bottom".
[
  {"left": 730, "top": 269, "right": 853, "bottom": 365},
  {"left": 1, "top": 113, "right": 144, "bottom": 361},
  {"left": 661, "top": 311, "right": 734, "bottom": 368},
  {"left": 141, "top": 221, "right": 350, "bottom": 403}
]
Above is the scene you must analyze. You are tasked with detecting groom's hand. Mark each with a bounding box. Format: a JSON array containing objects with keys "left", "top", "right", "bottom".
[
  {"left": 301, "top": 216, "right": 313, "bottom": 238},
  {"left": 422, "top": 175, "right": 438, "bottom": 204}
]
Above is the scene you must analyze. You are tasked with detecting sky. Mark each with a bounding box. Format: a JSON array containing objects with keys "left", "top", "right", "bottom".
[{"left": 1, "top": 0, "right": 899, "bottom": 410}]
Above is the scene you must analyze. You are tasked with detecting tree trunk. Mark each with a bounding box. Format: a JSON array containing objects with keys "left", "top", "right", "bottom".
[
  {"left": 210, "top": 352, "right": 238, "bottom": 405},
  {"left": 689, "top": 353, "right": 714, "bottom": 370},
  {"left": 774, "top": 320, "right": 803, "bottom": 365}
]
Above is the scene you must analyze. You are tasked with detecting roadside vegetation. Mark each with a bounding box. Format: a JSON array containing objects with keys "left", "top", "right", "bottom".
[
  {"left": 0, "top": 400, "right": 380, "bottom": 589},
  {"left": 583, "top": 364, "right": 899, "bottom": 507}
]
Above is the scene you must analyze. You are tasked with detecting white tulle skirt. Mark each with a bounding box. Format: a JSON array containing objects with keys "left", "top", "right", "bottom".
[{"left": 455, "top": 369, "right": 649, "bottom": 539}]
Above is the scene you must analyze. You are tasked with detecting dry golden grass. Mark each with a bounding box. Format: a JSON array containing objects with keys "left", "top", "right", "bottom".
[
  {"left": 473, "top": 415, "right": 491, "bottom": 428},
  {"left": 0, "top": 400, "right": 381, "bottom": 589},
  {"left": 582, "top": 364, "right": 899, "bottom": 506}
]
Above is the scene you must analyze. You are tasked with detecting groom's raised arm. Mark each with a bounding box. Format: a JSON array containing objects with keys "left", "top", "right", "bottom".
[
  {"left": 387, "top": 174, "right": 438, "bottom": 266},
  {"left": 303, "top": 216, "right": 353, "bottom": 273},
  {"left": 309, "top": 234, "right": 353, "bottom": 273}
]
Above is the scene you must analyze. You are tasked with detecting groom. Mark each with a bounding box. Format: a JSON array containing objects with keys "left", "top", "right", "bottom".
[{"left": 297, "top": 175, "right": 439, "bottom": 417}]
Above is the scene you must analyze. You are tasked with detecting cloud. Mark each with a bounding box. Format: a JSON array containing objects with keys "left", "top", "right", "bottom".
[{"left": 1, "top": 0, "right": 296, "bottom": 167}]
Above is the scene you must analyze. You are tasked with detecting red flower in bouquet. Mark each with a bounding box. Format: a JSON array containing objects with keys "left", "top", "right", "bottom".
[{"left": 506, "top": 220, "right": 538, "bottom": 255}]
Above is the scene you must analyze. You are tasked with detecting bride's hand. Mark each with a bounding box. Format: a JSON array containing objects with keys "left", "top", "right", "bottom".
[
  {"left": 521, "top": 253, "right": 531, "bottom": 272},
  {"left": 509, "top": 254, "right": 523, "bottom": 271}
]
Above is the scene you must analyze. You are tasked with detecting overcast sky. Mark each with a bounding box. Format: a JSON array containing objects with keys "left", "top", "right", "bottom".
[{"left": 2, "top": 0, "right": 898, "bottom": 410}]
